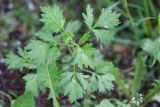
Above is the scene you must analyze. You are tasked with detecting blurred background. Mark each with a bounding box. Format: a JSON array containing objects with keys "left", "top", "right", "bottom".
[{"left": 0, "top": 0, "right": 160, "bottom": 107}]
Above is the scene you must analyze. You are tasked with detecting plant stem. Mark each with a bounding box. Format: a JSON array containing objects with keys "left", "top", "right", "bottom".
[
  {"left": 158, "top": 13, "right": 160, "bottom": 35},
  {"left": 142, "top": 84, "right": 160, "bottom": 106},
  {"left": 110, "top": 68, "right": 129, "bottom": 97},
  {"left": 46, "top": 66, "right": 60, "bottom": 107},
  {"left": 114, "top": 73, "right": 129, "bottom": 96},
  {"left": 121, "top": 0, "right": 135, "bottom": 26}
]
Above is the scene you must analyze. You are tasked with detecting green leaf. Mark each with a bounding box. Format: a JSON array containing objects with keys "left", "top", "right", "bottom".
[
  {"left": 78, "top": 32, "right": 91, "bottom": 45},
  {"left": 97, "top": 73, "right": 115, "bottom": 93},
  {"left": 76, "top": 73, "right": 89, "bottom": 90},
  {"left": 73, "top": 45, "right": 94, "bottom": 69},
  {"left": 82, "top": 5, "right": 94, "bottom": 29},
  {"left": 95, "top": 8, "right": 120, "bottom": 29},
  {"left": 25, "top": 40, "right": 49, "bottom": 65},
  {"left": 23, "top": 74, "right": 39, "bottom": 96},
  {"left": 116, "top": 101, "right": 131, "bottom": 107},
  {"left": 59, "top": 72, "right": 88, "bottom": 102},
  {"left": 35, "top": 30, "right": 55, "bottom": 43},
  {"left": 65, "top": 21, "right": 81, "bottom": 33},
  {"left": 40, "top": 5, "right": 65, "bottom": 32},
  {"left": 93, "top": 29, "right": 115, "bottom": 44},
  {"left": 5, "top": 53, "right": 25, "bottom": 69},
  {"left": 142, "top": 39, "right": 155, "bottom": 54},
  {"left": 94, "top": 61, "right": 117, "bottom": 93},
  {"left": 95, "top": 60, "right": 114, "bottom": 74},
  {"left": 142, "top": 38, "right": 160, "bottom": 64},
  {"left": 37, "top": 65, "right": 60, "bottom": 107},
  {"left": 88, "top": 72, "right": 115, "bottom": 93},
  {"left": 12, "top": 92, "right": 35, "bottom": 107},
  {"left": 63, "top": 32, "right": 74, "bottom": 44},
  {"left": 46, "top": 46, "right": 61, "bottom": 65},
  {"left": 96, "top": 99, "right": 114, "bottom": 107},
  {"left": 23, "top": 40, "right": 61, "bottom": 67},
  {"left": 64, "top": 76, "right": 84, "bottom": 102},
  {"left": 59, "top": 72, "right": 74, "bottom": 87},
  {"left": 37, "top": 66, "right": 49, "bottom": 90},
  {"left": 88, "top": 74, "right": 98, "bottom": 92},
  {"left": 37, "top": 65, "right": 58, "bottom": 90},
  {"left": 154, "top": 93, "right": 160, "bottom": 102}
]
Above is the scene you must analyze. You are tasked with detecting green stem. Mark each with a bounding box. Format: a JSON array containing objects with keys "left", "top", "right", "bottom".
[
  {"left": 122, "top": 0, "right": 135, "bottom": 26},
  {"left": 46, "top": 66, "right": 60, "bottom": 107},
  {"left": 113, "top": 72, "right": 129, "bottom": 96},
  {"left": 158, "top": 13, "right": 160, "bottom": 35},
  {"left": 143, "top": 0, "right": 150, "bottom": 16},
  {"left": 148, "top": 0, "right": 156, "bottom": 17},
  {"left": 142, "top": 85, "right": 160, "bottom": 106},
  {"left": 109, "top": 67, "right": 130, "bottom": 97}
]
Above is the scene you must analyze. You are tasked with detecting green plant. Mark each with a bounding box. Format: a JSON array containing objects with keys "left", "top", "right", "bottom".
[{"left": 5, "top": 4, "right": 121, "bottom": 107}]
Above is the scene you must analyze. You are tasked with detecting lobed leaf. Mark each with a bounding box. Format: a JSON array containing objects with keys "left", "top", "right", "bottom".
[
  {"left": 73, "top": 45, "right": 94, "bottom": 69},
  {"left": 23, "top": 74, "right": 39, "bottom": 96},
  {"left": 95, "top": 8, "right": 120, "bottom": 29},
  {"left": 93, "top": 29, "right": 115, "bottom": 44},
  {"left": 25, "top": 40, "right": 49, "bottom": 65},
  {"left": 82, "top": 5, "right": 94, "bottom": 29},
  {"left": 5, "top": 53, "right": 25, "bottom": 69},
  {"left": 65, "top": 21, "right": 81, "bottom": 33},
  {"left": 40, "top": 5, "right": 65, "bottom": 32},
  {"left": 64, "top": 76, "right": 84, "bottom": 102}
]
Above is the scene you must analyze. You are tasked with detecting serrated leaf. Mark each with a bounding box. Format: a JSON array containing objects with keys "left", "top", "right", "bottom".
[
  {"left": 5, "top": 53, "right": 25, "bottom": 69},
  {"left": 88, "top": 74, "right": 98, "bottom": 92},
  {"left": 96, "top": 99, "right": 114, "bottom": 107},
  {"left": 64, "top": 77, "right": 84, "bottom": 102},
  {"left": 97, "top": 74, "right": 115, "bottom": 93},
  {"left": 95, "top": 8, "right": 120, "bottom": 29},
  {"left": 59, "top": 72, "right": 74, "bottom": 86},
  {"left": 65, "top": 21, "right": 81, "bottom": 33},
  {"left": 35, "top": 30, "right": 55, "bottom": 42},
  {"left": 36, "top": 66, "right": 49, "bottom": 91},
  {"left": 25, "top": 40, "right": 49, "bottom": 65},
  {"left": 40, "top": 5, "right": 65, "bottom": 32},
  {"left": 46, "top": 46, "right": 61, "bottom": 64},
  {"left": 59, "top": 72, "right": 87, "bottom": 102},
  {"left": 95, "top": 60, "right": 114, "bottom": 74},
  {"left": 73, "top": 45, "right": 94, "bottom": 69},
  {"left": 36, "top": 65, "right": 59, "bottom": 107},
  {"left": 76, "top": 73, "right": 89, "bottom": 90},
  {"left": 23, "top": 74, "right": 39, "bottom": 96},
  {"left": 12, "top": 92, "right": 35, "bottom": 107},
  {"left": 82, "top": 5, "right": 94, "bottom": 29},
  {"left": 93, "top": 29, "right": 115, "bottom": 44}
]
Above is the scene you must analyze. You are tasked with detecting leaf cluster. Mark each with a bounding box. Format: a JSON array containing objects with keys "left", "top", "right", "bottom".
[{"left": 5, "top": 4, "right": 120, "bottom": 107}]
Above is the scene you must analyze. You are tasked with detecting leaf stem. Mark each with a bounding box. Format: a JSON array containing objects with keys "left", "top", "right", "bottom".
[
  {"left": 121, "top": 0, "right": 135, "bottom": 26},
  {"left": 46, "top": 66, "right": 60, "bottom": 107},
  {"left": 141, "top": 84, "right": 160, "bottom": 106}
]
